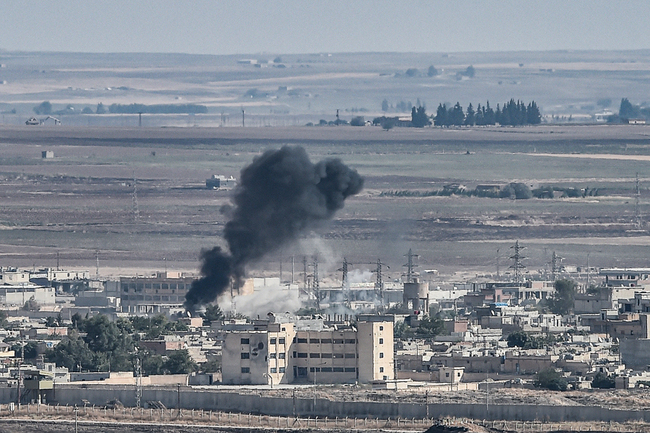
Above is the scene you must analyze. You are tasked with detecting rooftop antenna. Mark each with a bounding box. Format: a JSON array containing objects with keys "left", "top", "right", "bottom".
[
  {"left": 509, "top": 240, "right": 526, "bottom": 283},
  {"left": 403, "top": 249, "right": 419, "bottom": 283},
  {"left": 95, "top": 250, "right": 99, "bottom": 277},
  {"left": 336, "top": 109, "right": 340, "bottom": 125}
]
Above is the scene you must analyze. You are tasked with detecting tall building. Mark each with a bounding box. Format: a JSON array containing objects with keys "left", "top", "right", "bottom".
[{"left": 221, "top": 317, "right": 393, "bottom": 385}]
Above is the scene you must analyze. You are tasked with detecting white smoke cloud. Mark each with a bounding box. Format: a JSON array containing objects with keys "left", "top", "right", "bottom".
[{"left": 218, "top": 283, "right": 302, "bottom": 319}]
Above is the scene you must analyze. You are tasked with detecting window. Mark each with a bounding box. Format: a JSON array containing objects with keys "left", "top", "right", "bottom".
[
  {"left": 320, "top": 367, "right": 332, "bottom": 372},
  {"left": 241, "top": 338, "right": 249, "bottom": 344},
  {"left": 297, "top": 338, "right": 308, "bottom": 343},
  {"left": 278, "top": 353, "right": 285, "bottom": 359},
  {"left": 270, "top": 338, "right": 277, "bottom": 344},
  {"left": 445, "top": 372, "right": 450, "bottom": 377},
  {"left": 380, "top": 367, "right": 384, "bottom": 373},
  {"left": 379, "top": 338, "right": 384, "bottom": 344},
  {"left": 241, "top": 353, "right": 250, "bottom": 359},
  {"left": 345, "top": 368, "right": 356, "bottom": 373},
  {"left": 333, "top": 339, "right": 344, "bottom": 344},
  {"left": 278, "top": 338, "right": 285, "bottom": 345},
  {"left": 269, "top": 353, "right": 276, "bottom": 359},
  {"left": 241, "top": 367, "right": 250, "bottom": 374},
  {"left": 309, "top": 339, "right": 320, "bottom": 344},
  {"left": 379, "top": 326, "right": 384, "bottom": 331},
  {"left": 321, "top": 353, "right": 332, "bottom": 358},
  {"left": 270, "top": 368, "right": 277, "bottom": 373},
  {"left": 321, "top": 339, "right": 332, "bottom": 344},
  {"left": 333, "top": 353, "right": 344, "bottom": 359},
  {"left": 344, "top": 353, "right": 356, "bottom": 358},
  {"left": 345, "top": 339, "right": 356, "bottom": 344},
  {"left": 310, "top": 353, "right": 320, "bottom": 358},
  {"left": 379, "top": 353, "right": 384, "bottom": 358},
  {"left": 333, "top": 367, "right": 344, "bottom": 372},
  {"left": 279, "top": 367, "right": 285, "bottom": 373},
  {"left": 297, "top": 353, "right": 308, "bottom": 358}
]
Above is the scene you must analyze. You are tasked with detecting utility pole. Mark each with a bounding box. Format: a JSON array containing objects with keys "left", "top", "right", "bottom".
[
  {"left": 135, "top": 355, "right": 142, "bottom": 408},
  {"left": 132, "top": 172, "right": 139, "bottom": 222},
  {"left": 635, "top": 172, "right": 642, "bottom": 229},
  {"left": 312, "top": 255, "right": 320, "bottom": 310}
]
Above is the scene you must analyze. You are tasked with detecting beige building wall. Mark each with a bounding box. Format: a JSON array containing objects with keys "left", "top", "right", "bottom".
[
  {"left": 222, "top": 323, "right": 295, "bottom": 385},
  {"left": 358, "top": 321, "right": 394, "bottom": 382},
  {"left": 221, "top": 320, "right": 393, "bottom": 385}
]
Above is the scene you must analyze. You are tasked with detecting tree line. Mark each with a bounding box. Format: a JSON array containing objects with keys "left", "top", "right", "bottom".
[{"left": 434, "top": 99, "right": 541, "bottom": 127}]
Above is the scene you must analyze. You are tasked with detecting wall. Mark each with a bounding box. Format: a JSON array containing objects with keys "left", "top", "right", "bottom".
[{"left": 3, "top": 384, "right": 650, "bottom": 423}]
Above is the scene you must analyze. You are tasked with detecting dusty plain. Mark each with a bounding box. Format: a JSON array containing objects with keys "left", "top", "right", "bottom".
[{"left": 0, "top": 124, "right": 649, "bottom": 282}]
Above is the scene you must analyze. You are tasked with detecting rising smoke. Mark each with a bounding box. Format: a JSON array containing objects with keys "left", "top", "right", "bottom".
[{"left": 184, "top": 146, "right": 364, "bottom": 313}]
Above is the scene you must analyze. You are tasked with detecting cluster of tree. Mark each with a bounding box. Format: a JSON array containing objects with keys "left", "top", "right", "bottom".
[
  {"left": 434, "top": 100, "right": 541, "bottom": 127},
  {"left": 394, "top": 315, "right": 445, "bottom": 339},
  {"left": 408, "top": 106, "right": 428, "bottom": 127},
  {"left": 532, "top": 186, "right": 602, "bottom": 199},
  {"left": 534, "top": 367, "right": 568, "bottom": 391},
  {"left": 506, "top": 330, "right": 560, "bottom": 350},
  {"left": 396, "top": 65, "right": 439, "bottom": 78},
  {"left": 106, "top": 104, "right": 208, "bottom": 114},
  {"left": 591, "top": 372, "right": 616, "bottom": 389},
  {"left": 456, "top": 65, "right": 475, "bottom": 79},
  {"left": 607, "top": 98, "right": 650, "bottom": 123},
  {"left": 380, "top": 182, "right": 532, "bottom": 200},
  {"left": 44, "top": 314, "right": 197, "bottom": 375},
  {"left": 545, "top": 279, "right": 577, "bottom": 316}
]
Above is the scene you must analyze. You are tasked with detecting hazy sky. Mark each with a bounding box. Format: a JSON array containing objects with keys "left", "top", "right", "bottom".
[{"left": 2, "top": 0, "right": 650, "bottom": 55}]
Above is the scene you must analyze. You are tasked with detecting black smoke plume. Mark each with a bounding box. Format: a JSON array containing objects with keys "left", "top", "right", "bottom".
[{"left": 184, "top": 146, "right": 364, "bottom": 312}]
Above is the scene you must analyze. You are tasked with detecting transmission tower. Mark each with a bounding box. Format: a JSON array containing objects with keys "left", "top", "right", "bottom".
[
  {"left": 303, "top": 256, "right": 309, "bottom": 293},
  {"left": 337, "top": 258, "right": 351, "bottom": 308},
  {"left": 550, "top": 251, "right": 563, "bottom": 281},
  {"left": 509, "top": 240, "right": 527, "bottom": 283},
  {"left": 373, "top": 259, "right": 389, "bottom": 307},
  {"left": 132, "top": 173, "right": 140, "bottom": 221},
  {"left": 403, "top": 249, "right": 419, "bottom": 283},
  {"left": 635, "top": 172, "right": 642, "bottom": 229}
]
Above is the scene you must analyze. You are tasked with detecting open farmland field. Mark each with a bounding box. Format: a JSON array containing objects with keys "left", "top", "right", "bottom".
[{"left": 0, "top": 124, "right": 649, "bottom": 282}]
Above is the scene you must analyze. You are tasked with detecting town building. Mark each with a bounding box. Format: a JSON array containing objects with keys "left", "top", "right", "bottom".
[
  {"left": 119, "top": 271, "right": 194, "bottom": 314},
  {"left": 221, "top": 316, "right": 393, "bottom": 385}
]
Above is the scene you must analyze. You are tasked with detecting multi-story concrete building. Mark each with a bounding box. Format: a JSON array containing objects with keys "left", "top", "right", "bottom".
[
  {"left": 120, "top": 271, "right": 193, "bottom": 314},
  {"left": 221, "top": 318, "right": 393, "bottom": 385}
]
